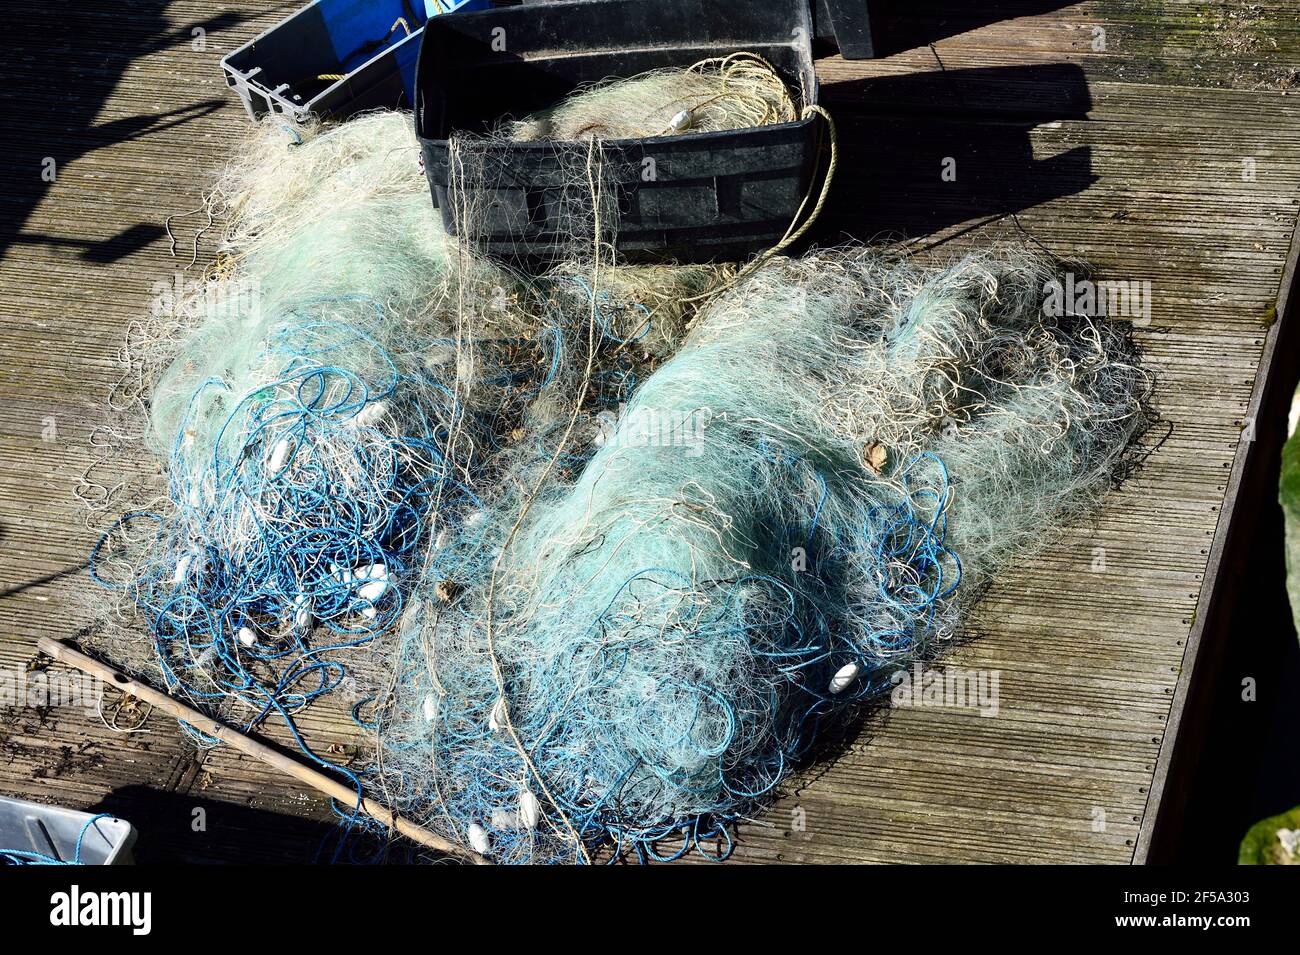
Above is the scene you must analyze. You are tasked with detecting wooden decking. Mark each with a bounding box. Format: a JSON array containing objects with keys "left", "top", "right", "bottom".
[{"left": 2, "top": 1, "right": 1298, "bottom": 863}]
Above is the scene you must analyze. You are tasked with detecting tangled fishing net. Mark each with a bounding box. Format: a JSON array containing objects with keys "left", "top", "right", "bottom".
[
  {"left": 80, "top": 108, "right": 721, "bottom": 854},
  {"left": 78, "top": 79, "right": 1153, "bottom": 866},
  {"left": 507, "top": 53, "right": 798, "bottom": 141},
  {"left": 84, "top": 112, "right": 530, "bottom": 751},
  {"left": 372, "top": 247, "right": 1153, "bottom": 864}
]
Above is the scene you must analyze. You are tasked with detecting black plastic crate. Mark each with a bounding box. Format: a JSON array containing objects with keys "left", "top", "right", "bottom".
[
  {"left": 414, "top": 0, "right": 824, "bottom": 263},
  {"left": 813, "top": 0, "right": 875, "bottom": 59},
  {"left": 520, "top": 0, "right": 883, "bottom": 59},
  {"left": 520, "top": 0, "right": 876, "bottom": 59}
]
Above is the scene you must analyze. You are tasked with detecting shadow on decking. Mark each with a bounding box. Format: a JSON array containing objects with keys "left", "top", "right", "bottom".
[
  {"left": 818, "top": 61, "right": 1095, "bottom": 244},
  {"left": 87, "top": 785, "right": 422, "bottom": 865},
  {"left": 867, "top": 0, "right": 1081, "bottom": 59},
  {"left": 1, "top": 2, "right": 250, "bottom": 265}
]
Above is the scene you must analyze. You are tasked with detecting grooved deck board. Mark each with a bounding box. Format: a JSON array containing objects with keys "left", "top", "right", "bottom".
[{"left": 0, "top": 0, "right": 1296, "bottom": 863}]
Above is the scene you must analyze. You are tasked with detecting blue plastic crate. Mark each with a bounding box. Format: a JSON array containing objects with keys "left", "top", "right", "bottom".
[{"left": 222, "top": 0, "right": 490, "bottom": 122}]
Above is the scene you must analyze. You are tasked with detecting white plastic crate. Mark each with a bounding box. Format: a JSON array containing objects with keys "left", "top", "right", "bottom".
[{"left": 0, "top": 796, "right": 137, "bottom": 865}]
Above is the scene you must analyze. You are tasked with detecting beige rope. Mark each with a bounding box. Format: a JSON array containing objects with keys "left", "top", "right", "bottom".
[
  {"left": 479, "top": 138, "right": 605, "bottom": 866},
  {"left": 755, "top": 104, "right": 838, "bottom": 265},
  {"left": 681, "top": 102, "right": 839, "bottom": 306},
  {"left": 318, "top": 18, "right": 410, "bottom": 82}
]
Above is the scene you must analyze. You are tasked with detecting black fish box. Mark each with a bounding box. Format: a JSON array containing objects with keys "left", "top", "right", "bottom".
[{"left": 414, "top": 0, "right": 824, "bottom": 263}]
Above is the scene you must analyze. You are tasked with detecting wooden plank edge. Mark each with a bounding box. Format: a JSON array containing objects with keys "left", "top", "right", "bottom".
[{"left": 1134, "top": 192, "right": 1300, "bottom": 863}]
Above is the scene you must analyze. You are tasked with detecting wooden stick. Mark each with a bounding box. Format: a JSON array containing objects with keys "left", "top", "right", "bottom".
[{"left": 37, "top": 637, "right": 488, "bottom": 865}]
